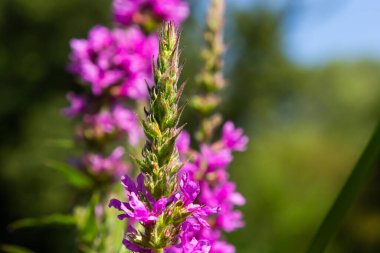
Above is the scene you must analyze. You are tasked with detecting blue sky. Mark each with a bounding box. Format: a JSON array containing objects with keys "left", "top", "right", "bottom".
[{"left": 232, "top": 0, "right": 380, "bottom": 65}]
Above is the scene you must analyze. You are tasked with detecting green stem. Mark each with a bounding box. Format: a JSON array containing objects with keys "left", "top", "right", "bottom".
[
  {"left": 306, "top": 122, "right": 380, "bottom": 253},
  {"left": 154, "top": 249, "right": 164, "bottom": 253}
]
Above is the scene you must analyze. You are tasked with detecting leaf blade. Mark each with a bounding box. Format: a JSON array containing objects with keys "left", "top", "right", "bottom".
[
  {"left": 306, "top": 122, "right": 380, "bottom": 253},
  {"left": 45, "top": 160, "right": 93, "bottom": 189}
]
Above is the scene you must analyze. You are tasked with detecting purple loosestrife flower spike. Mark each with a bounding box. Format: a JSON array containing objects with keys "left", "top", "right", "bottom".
[
  {"left": 190, "top": 0, "right": 225, "bottom": 143},
  {"left": 110, "top": 22, "right": 216, "bottom": 253},
  {"left": 139, "top": 21, "right": 183, "bottom": 199},
  {"left": 65, "top": 24, "right": 157, "bottom": 180},
  {"left": 174, "top": 0, "right": 249, "bottom": 251}
]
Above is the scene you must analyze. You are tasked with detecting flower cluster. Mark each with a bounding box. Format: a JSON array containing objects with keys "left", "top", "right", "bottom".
[
  {"left": 65, "top": 26, "right": 157, "bottom": 180},
  {"left": 65, "top": 0, "right": 189, "bottom": 181},
  {"left": 113, "top": 0, "right": 189, "bottom": 29},
  {"left": 109, "top": 22, "right": 217, "bottom": 252},
  {"left": 109, "top": 173, "right": 218, "bottom": 252},
  {"left": 174, "top": 121, "right": 248, "bottom": 252},
  {"left": 68, "top": 25, "right": 157, "bottom": 98},
  {"left": 81, "top": 147, "right": 129, "bottom": 179},
  {"left": 178, "top": 0, "right": 249, "bottom": 250}
]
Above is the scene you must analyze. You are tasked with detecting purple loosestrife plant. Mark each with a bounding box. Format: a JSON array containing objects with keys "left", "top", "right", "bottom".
[
  {"left": 184, "top": 0, "right": 248, "bottom": 251},
  {"left": 190, "top": 0, "right": 225, "bottom": 143},
  {"left": 65, "top": 24, "right": 158, "bottom": 181},
  {"left": 65, "top": 0, "right": 189, "bottom": 183},
  {"left": 10, "top": 1, "right": 189, "bottom": 253},
  {"left": 173, "top": 122, "right": 248, "bottom": 252},
  {"left": 109, "top": 22, "right": 217, "bottom": 253},
  {"left": 62, "top": 0, "right": 189, "bottom": 251}
]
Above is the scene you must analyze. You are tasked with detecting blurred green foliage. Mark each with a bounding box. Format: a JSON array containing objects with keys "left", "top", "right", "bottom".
[{"left": 0, "top": 1, "right": 379, "bottom": 253}]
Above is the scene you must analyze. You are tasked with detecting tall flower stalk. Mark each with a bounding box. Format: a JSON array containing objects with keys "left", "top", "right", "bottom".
[
  {"left": 183, "top": 0, "right": 248, "bottom": 252},
  {"left": 65, "top": 0, "right": 189, "bottom": 184},
  {"left": 63, "top": 0, "right": 190, "bottom": 251},
  {"left": 110, "top": 22, "right": 216, "bottom": 253},
  {"left": 190, "top": 0, "right": 225, "bottom": 143}
]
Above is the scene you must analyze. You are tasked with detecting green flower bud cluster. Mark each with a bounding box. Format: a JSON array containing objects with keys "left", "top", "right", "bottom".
[
  {"left": 190, "top": 0, "right": 225, "bottom": 142},
  {"left": 137, "top": 22, "right": 185, "bottom": 201}
]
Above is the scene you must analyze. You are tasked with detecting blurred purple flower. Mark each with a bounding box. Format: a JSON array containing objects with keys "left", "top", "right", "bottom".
[
  {"left": 83, "top": 111, "right": 115, "bottom": 133},
  {"left": 174, "top": 124, "right": 248, "bottom": 251},
  {"left": 199, "top": 145, "right": 233, "bottom": 171},
  {"left": 63, "top": 92, "right": 86, "bottom": 118},
  {"left": 176, "top": 131, "right": 190, "bottom": 154},
  {"left": 221, "top": 121, "right": 249, "bottom": 151},
  {"left": 112, "top": 105, "right": 142, "bottom": 145},
  {"left": 69, "top": 25, "right": 157, "bottom": 98},
  {"left": 113, "top": 0, "right": 189, "bottom": 27},
  {"left": 83, "top": 146, "right": 129, "bottom": 178}
]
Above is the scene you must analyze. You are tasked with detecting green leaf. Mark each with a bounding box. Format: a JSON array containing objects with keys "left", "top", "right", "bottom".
[
  {"left": 75, "top": 193, "right": 100, "bottom": 245},
  {"left": 10, "top": 214, "right": 75, "bottom": 231},
  {"left": 1, "top": 244, "right": 35, "bottom": 253},
  {"left": 45, "top": 161, "right": 93, "bottom": 189},
  {"left": 306, "top": 122, "right": 380, "bottom": 253},
  {"left": 103, "top": 188, "right": 130, "bottom": 253}
]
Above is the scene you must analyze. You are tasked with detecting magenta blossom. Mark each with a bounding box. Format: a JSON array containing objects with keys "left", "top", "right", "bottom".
[
  {"left": 176, "top": 130, "right": 190, "bottom": 154},
  {"left": 69, "top": 25, "right": 157, "bottom": 98},
  {"left": 174, "top": 126, "right": 248, "bottom": 252},
  {"left": 109, "top": 173, "right": 217, "bottom": 252},
  {"left": 63, "top": 92, "right": 87, "bottom": 118},
  {"left": 80, "top": 105, "right": 142, "bottom": 145},
  {"left": 113, "top": 0, "right": 189, "bottom": 27},
  {"left": 167, "top": 238, "right": 211, "bottom": 253},
  {"left": 83, "top": 146, "right": 129, "bottom": 178},
  {"left": 112, "top": 105, "right": 142, "bottom": 145},
  {"left": 83, "top": 111, "right": 114, "bottom": 134},
  {"left": 221, "top": 121, "right": 249, "bottom": 151},
  {"left": 199, "top": 145, "right": 233, "bottom": 172}
]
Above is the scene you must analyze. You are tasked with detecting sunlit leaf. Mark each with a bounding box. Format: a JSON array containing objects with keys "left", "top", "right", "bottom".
[
  {"left": 306, "top": 123, "right": 380, "bottom": 253},
  {"left": 75, "top": 193, "right": 100, "bottom": 245},
  {"left": 45, "top": 160, "right": 93, "bottom": 189}
]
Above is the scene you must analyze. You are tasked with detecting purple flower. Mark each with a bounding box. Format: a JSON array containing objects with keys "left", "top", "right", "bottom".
[
  {"left": 198, "top": 182, "right": 245, "bottom": 233},
  {"left": 112, "top": 105, "right": 142, "bottom": 145},
  {"left": 109, "top": 173, "right": 217, "bottom": 252},
  {"left": 199, "top": 145, "right": 233, "bottom": 171},
  {"left": 63, "top": 92, "right": 86, "bottom": 117},
  {"left": 181, "top": 238, "right": 211, "bottom": 253},
  {"left": 209, "top": 241, "right": 235, "bottom": 253},
  {"left": 69, "top": 25, "right": 157, "bottom": 98},
  {"left": 83, "top": 146, "right": 129, "bottom": 177},
  {"left": 109, "top": 175, "right": 166, "bottom": 223},
  {"left": 151, "top": 0, "right": 189, "bottom": 25},
  {"left": 79, "top": 105, "right": 142, "bottom": 145},
  {"left": 83, "top": 111, "right": 114, "bottom": 133},
  {"left": 180, "top": 172, "right": 199, "bottom": 205},
  {"left": 113, "top": 0, "right": 189, "bottom": 27},
  {"left": 113, "top": 0, "right": 140, "bottom": 26},
  {"left": 208, "top": 182, "right": 245, "bottom": 207},
  {"left": 176, "top": 130, "right": 190, "bottom": 154},
  {"left": 173, "top": 121, "right": 248, "bottom": 250},
  {"left": 216, "top": 209, "right": 244, "bottom": 232},
  {"left": 221, "top": 121, "right": 249, "bottom": 151}
]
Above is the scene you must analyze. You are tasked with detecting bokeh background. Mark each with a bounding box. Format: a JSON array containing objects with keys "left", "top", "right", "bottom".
[{"left": 1, "top": 0, "right": 380, "bottom": 252}]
